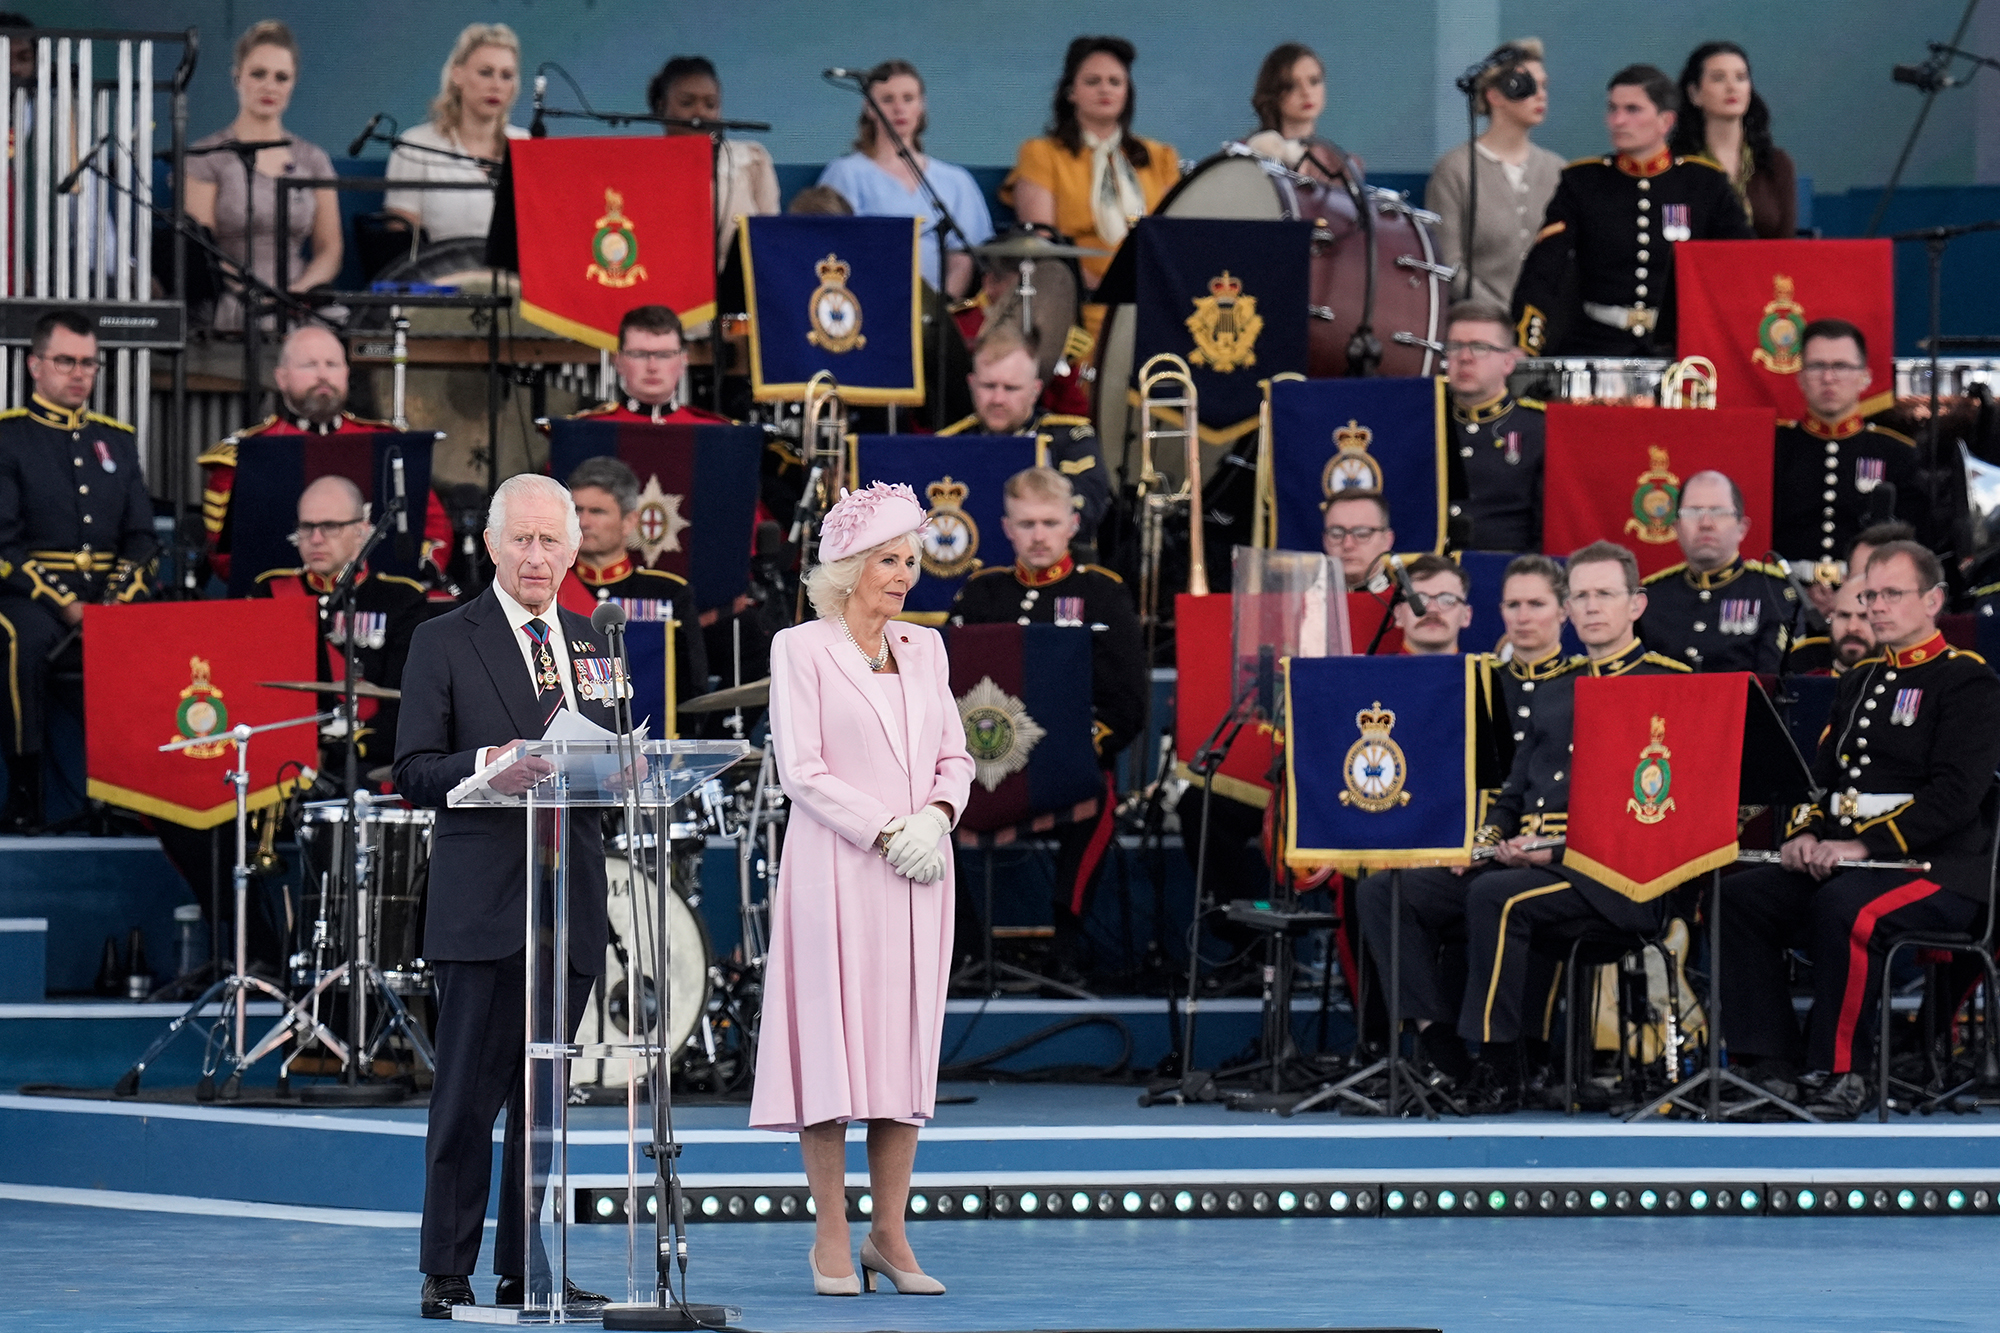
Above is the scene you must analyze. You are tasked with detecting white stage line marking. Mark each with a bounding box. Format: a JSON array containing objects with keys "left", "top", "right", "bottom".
[{"left": 0, "top": 1182, "right": 424, "bottom": 1226}]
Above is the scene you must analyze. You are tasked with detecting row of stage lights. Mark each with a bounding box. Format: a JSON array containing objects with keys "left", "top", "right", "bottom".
[{"left": 574, "top": 1182, "right": 2000, "bottom": 1224}]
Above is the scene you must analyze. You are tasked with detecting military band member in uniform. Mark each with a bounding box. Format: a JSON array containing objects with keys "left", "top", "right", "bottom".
[
  {"left": 1772, "top": 319, "right": 1922, "bottom": 567},
  {"left": 938, "top": 323, "right": 1108, "bottom": 555},
  {"left": 1639, "top": 470, "right": 1798, "bottom": 673},
  {"left": 1454, "top": 542, "right": 1689, "bottom": 1109},
  {"left": 251, "top": 475, "right": 431, "bottom": 778},
  {"left": 1511, "top": 64, "right": 1753, "bottom": 357},
  {"left": 1322, "top": 490, "right": 1397, "bottom": 594},
  {"left": 567, "top": 305, "right": 732, "bottom": 428},
  {"left": 1484, "top": 553, "right": 1573, "bottom": 768},
  {"left": 1719, "top": 541, "right": 2000, "bottom": 1119},
  {"left": 0, "top": 310, "right": 156, "bottom": 831},
  {"left": 1785, "top": 577, "right": 1875, "bottom": 677},
  {"left": 949, "top": 232, "right": 1094, "bottom": 420},
  {"left": 1393, "top": 554, "right": 1475, "bottom": 655},
  {"left": 1441, "top": 301, "right": 1544, "bottom": 552},
  {"left": 949, "top": 467, "right": 1144, "bottom": 981},
  {"left": 198, "top": 325, "right": 454, "bottom": 588},
  {"left": 556, "top": 456, "right": 709, "bottom": 725}
]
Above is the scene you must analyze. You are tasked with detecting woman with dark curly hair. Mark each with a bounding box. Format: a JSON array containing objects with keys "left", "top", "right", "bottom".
[
  {"left": 1670, "top": 41, "right": 1796, "bottom": 238},
  {"left": 1002, "top": 35, "right": 1179, "bottom": 294}
]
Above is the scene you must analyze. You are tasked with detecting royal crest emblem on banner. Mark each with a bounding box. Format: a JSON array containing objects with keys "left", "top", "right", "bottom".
[
  {"left": 584, "top": 188, "right": 649, "bottom": 289},
  {"left": 1624, "top": 445, "right": 1682, "bottom": 544},
  {"left": 919, "top": 476, "right": 980, "bottom": 579},
  {"left": 173, "top": 656, "right": 230, "bottom": 760},
  {"left": 1185, "top": 270, "right": 1262, "bottom": 373},
  {"left": 1750, "top": 274, "right": 1806, "bottom": 375},
  {"left": 1339, "top": 701, "right": 1411, "bottom": 812},
  {"left": 1627, "top": 714, "right": 1676, "bottom": 825},
  {"left": 958, "top": 675, "right": 1048, "bottom": 792},
  {"left": 1320, "top": 418, "right": 1386, "bottom": 495},
  {"left": 806, "top": 253, "right": 866, "bottom": 353},
  {"left": 630, "top": 473, "right": 691, "bottom": 565}
]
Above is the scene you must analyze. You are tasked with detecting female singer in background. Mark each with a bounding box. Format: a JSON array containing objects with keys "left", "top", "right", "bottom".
[
  {"left": 817, "top": 61, "right": 993, "bottom": 298},
  {"left": 1242, "top": 43, "right": 1360, "bottom": 186},
  {"left": 1672, "top": 41, "right": 1797, "bottom": 239},
  {"left": 648, "top": 55, "right": 779, "bottom": 267},
  {"left": 750, "top": 482, "right": 973, "bottom": 1298},
  {"left": 1424, "top": 38, "right": 1563, "bottom": 311},
  {"left": 384, "top": 23, "right": 525, "bottom": 244},
  {"left": 183, "top": 21, "right": 342, "bottom": 331},
  {"left": 1004, "top": 36, "right": 1179, "bottom": 295}
]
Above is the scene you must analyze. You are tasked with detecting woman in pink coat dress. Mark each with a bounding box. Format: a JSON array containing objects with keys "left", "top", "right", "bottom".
[{"left": 750, "top": 482, "right": 974, "bottom": 1298}]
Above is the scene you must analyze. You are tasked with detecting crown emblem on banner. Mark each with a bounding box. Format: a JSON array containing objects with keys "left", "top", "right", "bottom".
[
  {"left": 172, "top": 655, "right": 231, "bottom": 760},
  {"left": 1322, "top": 418, "right": 1385, "bottom": 495},
  {"left": 919, "top": 475, "right": 979, "bottom": 579},
  {"left": 1624, "top": 445, "right": 1681, "bottom": 545},
  {"left": 807, "top": 252, "right": 866, "bottom": 354},
  {"left": 1208, "top": 270, "right": 1243, "bottom": 299},
  {"left": 1751, "top": 273, "right": 1807, "bottom": 376},
  {"left": 816, "top": 255, "right": 851, "bottom": 286},
  {"left": 1186, "top": 269, "right": 1262, "bottom": 374},
  {"left": 1627, "top": 714, "right": 1677, "bottom": 825},
  {"left": 1341, "top": 700, "right": 1411, "bottom": 812},
  {"left": 585, "top": 187, "right": 648, "bottom": 289}
]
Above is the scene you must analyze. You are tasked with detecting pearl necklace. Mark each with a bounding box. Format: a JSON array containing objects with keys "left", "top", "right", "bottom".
[{"left": 839, "top": 615, "right": 892, "bottom": 671}]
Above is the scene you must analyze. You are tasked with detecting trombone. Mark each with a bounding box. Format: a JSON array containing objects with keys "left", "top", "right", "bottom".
[
  {"left": 1661, "top": 355, "right": 1718, "bottom": 409},
  {"left": 793, "top": 371, "right": 849, "bottom": 622},
  {"left": 1135, "top": 353, "right": 1208, "bottom": 663}
]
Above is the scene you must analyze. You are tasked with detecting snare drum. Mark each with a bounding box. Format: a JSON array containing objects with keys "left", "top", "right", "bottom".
[{"left": 292, "top": 798, "right": 435, "bottom": 995}]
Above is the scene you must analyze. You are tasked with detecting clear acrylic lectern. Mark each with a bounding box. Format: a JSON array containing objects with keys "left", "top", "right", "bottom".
[{"left": 448, "top": 738, "right": 749, "bottom": 1325}]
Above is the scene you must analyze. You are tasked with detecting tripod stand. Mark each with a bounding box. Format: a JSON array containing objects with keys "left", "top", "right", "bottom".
[{"left": 116, "top": 714, "right": 344, "bottom": 1100}]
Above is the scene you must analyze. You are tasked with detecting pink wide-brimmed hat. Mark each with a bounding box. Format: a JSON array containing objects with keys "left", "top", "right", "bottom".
[{"left": 817, "top": 481, "right": 931, "bottom": 562}]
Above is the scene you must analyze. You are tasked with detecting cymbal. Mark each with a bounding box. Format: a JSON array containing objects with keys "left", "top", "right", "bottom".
[
  {"left": 971, "top": 234, "right": 1107, "bottom": 261},
  {"left": 260, "top": 678, "right": 403, "bottom": 701},
  {"left": 680, "top": 677, "right": 770, "bottom": 713}
]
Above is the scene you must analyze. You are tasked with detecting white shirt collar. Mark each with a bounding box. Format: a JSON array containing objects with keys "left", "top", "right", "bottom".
[{"left": 494, "top": 582, "right": 559, "bottom": 633}]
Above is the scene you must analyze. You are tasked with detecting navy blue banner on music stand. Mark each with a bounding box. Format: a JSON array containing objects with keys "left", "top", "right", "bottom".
[
  {"left": 1133, "top": 216, "right": 1312, "bottom": 444},
  {"left": 850, "top": 433, "right": 1038, "bottom": 620},
  {"left": 227, "top": 430, "right": 437, "bottom": 597},
  {"left": 943, "top": 622, "right": 1101, "bottom": 833},
  {"left": 1265, "top": 376, "right": 1447, "bottom": 556},
  {"left": 740, "top": 214, "right": 923, "bottom": 405},
  {"left": 1285, "top": 652, "right": 1476, "bottom": 867}
]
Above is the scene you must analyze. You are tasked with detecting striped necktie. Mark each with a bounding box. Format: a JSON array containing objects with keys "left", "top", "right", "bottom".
[{"left": 522, "top": 616, "right": 567, "bottom": 726}]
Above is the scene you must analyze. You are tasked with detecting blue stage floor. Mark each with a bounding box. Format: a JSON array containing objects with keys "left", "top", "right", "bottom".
[{"left": 5, "top": 1193, "right": 1995, "bottom": 1332}]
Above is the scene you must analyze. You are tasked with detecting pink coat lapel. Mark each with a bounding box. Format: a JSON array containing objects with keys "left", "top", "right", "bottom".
[{"left": 821, "top": 629, "right": 911, "bottom": 774}]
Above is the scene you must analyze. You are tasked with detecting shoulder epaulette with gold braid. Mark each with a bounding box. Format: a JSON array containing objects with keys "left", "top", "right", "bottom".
[
  {"left": 1642, "top": 562, "right": 1687, "bottom": 585},
  {"left": 1081, "top": 563, "right": 1124, "bottom": 584},
  {"left": 1866, "top": 422, "right": 1918, "bottom": 448},
  {"left": 85, "top": 411, "right": 134, "bottom": 433}
]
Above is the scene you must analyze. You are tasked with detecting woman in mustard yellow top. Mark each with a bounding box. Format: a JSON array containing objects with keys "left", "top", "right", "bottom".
[{"left": 1003, "top": 35, "right": 1180, "bottom": 294}]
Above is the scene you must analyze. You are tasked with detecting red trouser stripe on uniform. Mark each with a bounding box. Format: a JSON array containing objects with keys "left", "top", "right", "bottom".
[
  {"left": 1070, "top": 772, "right": 1119, "bottom": 916},
  {"left": 1831, "top": 877, "right": 1944, "bottom": 1074}
]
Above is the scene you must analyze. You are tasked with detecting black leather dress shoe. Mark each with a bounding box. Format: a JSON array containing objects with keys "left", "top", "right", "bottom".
[
  {"left": 1460, "top": 1062, "right": 1523, "bottom": 1116},
  {"left": 494, "top": 1276, "right": 611, "bottom": 1312},
  {"left": 1806, "top": 1071, "right": 1872, "bottom": 1121},
  {"left": 420, "top": 1274, "right": 475, "bottom": 1320}
]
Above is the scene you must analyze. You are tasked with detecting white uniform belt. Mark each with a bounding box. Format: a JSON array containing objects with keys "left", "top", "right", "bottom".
[
  {"left": 1583, "top": 301, "right": 1659, "bottom": 332},
  {"left": 1833, "top": 791, "right": 1913, "bottom": 819}
]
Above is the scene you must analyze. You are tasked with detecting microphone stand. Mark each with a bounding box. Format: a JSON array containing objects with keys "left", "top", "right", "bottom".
[
  {"left": 825, "top": 69, "right": 967, "bottom": 419},
  {"left": 1868, "top": 1, "right": 1983, "bottom": 236},
  {"left": 184, "top": 136, "right": 295, "bottom": 420}
]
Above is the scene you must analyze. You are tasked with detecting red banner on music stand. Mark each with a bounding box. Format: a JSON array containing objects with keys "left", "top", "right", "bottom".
[
  {"left": 512, "top": 135, "right": 715, "bottom": 349},
  {"left": 1542, "top": 404, "right": 1775, "bottom": 579},
  {"left": 1174, "top": 593, "right": 1276, "bottom": 808},
  {"left": 83, "top": 599, "right": 321, "bottom": 827},
  {"left": 1675, "top": 239, "right": 1896, "bottom": 421},
  {"left": 1565, "top": 672, "right": 1749, "bottom": 902}
]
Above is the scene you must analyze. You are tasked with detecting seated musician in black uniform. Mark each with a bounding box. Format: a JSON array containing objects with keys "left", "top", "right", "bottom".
[
  {"left": 938, "top": 323, "right": 1107, "bottom": 557},
  {"left": 1639, "top": 469, "right": 1798, "bottom": 673},
  {"left": 251, "top": 475, "right": 432, "bottom": 783},
  {"left": 949, "top": 466, "right": 1144, "bottom": 980},
  {"left": 557, "top": 455, "right": 708, "bottom": 718},
  {"left": 1488, "top": 553, "right": 1574, "bottom": 756},
  {"left": 1441, "top": 301, "right": 1544, "bottom": 552},
  {"left": 0, "top": 309, "right": 156, "bottom": 831},
  {"left": 1322, "top": 490, "right": 1396, "bottom": 594},
  {"left": 1720, "top": 541, "right": 2000, "bottom": 1119},
  {"left": 1512, "top": 64, "right": 1753, "bottom": 357},
  {"left": 1456, "top": 541, "right": 1690, "bottom": 1109},
  {"left": 1392, "top": 554, "right": 1475, "bottom": 655},
  {"left": 1784, "top": 576, "right": 1876, "bottom": 677},
  {"left": 1772, "top": 319, "right": 1922, "bottom": 573}
]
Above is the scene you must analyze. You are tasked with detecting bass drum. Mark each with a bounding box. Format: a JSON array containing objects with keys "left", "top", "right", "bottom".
[
  {"left": 346, "top": 238, "right": 589, "bottom": 490},
  {"left": 574, "top": 847, "right": 712, "bottom": 1087},
  {"left": 1095, "top": 149, "right": 1445, "bottom": 486}
]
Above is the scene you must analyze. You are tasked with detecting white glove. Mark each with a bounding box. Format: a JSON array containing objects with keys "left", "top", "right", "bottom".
[
  {"left": 906, "top": 845, "right": 948, "bottom": 884},
  {"left": 885, "top": 806, "right": 950, "bottom": 876}
]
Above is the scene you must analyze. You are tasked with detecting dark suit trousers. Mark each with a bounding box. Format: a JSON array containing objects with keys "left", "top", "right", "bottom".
[
  {"left": 420, "top": 950, "right": 592, "bottom": 1278},
  {"left": 0, "top": 595, "right": 66, "bottom": 756}
]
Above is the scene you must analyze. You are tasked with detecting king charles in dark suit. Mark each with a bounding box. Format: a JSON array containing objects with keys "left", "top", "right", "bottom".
[{"left": 394, "top": 474, "right": 619, "bottom": 1320}]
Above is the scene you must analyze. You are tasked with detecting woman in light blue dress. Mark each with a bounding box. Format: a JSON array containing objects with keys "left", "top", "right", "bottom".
[{"left": 816, "top": 59, "right": 993, "bottom": 298}]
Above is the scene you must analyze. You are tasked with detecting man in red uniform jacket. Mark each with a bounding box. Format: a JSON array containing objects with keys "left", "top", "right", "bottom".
[{"left": 566, "top": 305, "right": 732, "bottom": 428}]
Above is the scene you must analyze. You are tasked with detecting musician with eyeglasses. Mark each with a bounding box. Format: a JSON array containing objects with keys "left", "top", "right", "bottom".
[
  {"left": 1638, "top": 469, "right": 1798, "bottom": 673},
  {"left": 1771, "top": 319, "right": 1922, "bottom": 570},
  {"left": 250, "top": 474, "right": 433, "bottom": 781},
  {"left": 1440, "top": 301, "right": 1544, "bottom": 552},
  {"left": 1321, "top": 490, "right": 1398, "bottom": 595},
  {"left": 1392, "top": 554, "right": 1476, "bottom": 655},
  {"left": 198, "top": 324, "right": 455, "bottom": 590},
  {"left": 1718, "top": 540, "right": 2000, "bottom": 1120},
  {"left": 0, "top": 310, "right": 157, "bottom": 833},
  {"left": 569, "top": 305, "right": 731, "bottom": 427}
]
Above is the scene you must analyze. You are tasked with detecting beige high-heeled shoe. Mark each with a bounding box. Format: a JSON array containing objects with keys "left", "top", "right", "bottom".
[
  {"left": 859, "top": 1235, "right": 945, "bottom": 1295},
  {"left": 809, "top": 1246, "right": 860, "bottom": 1297}
]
